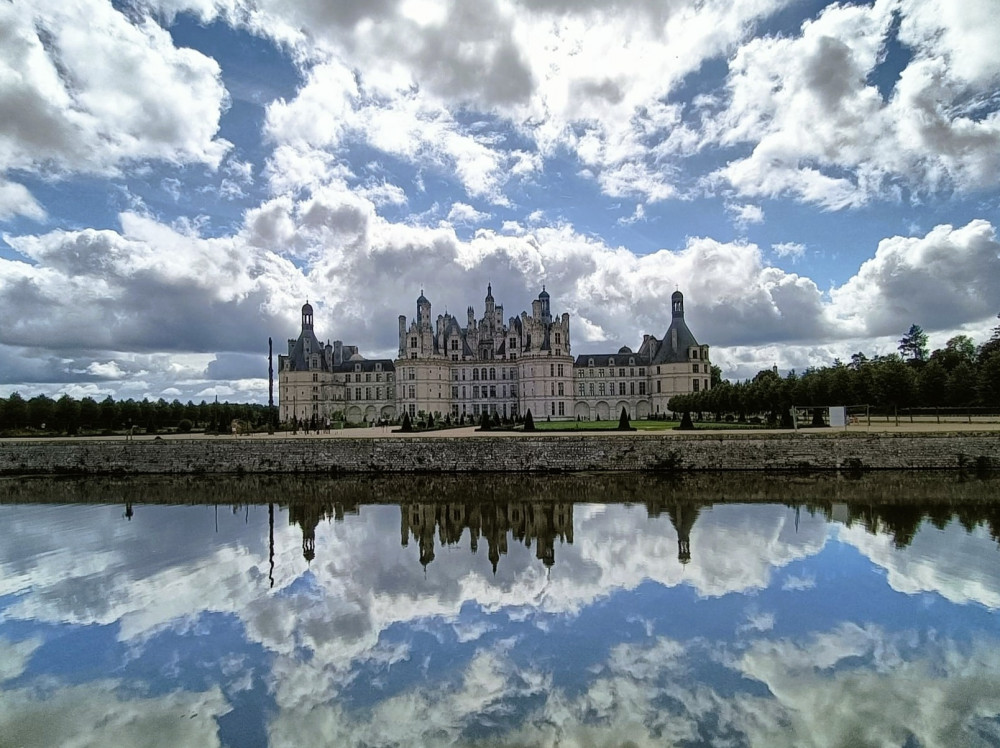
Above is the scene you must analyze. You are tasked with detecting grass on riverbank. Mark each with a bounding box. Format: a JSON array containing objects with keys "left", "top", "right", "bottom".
[{"left": 528, "top": 419, "right": 770, "bottom": 431}]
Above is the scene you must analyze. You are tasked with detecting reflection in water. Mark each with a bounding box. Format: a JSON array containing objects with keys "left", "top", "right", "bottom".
[{"left": 1, "top": 473, "right": 999, "bottom": 747}]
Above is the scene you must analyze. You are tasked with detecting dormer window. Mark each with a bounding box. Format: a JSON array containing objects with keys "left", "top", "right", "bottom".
[
  {"left": 609, "top": 358, "right": 615, "bottom": 366},
  {"left": 691, "top": 349, "right": 699, "bottom": 359},
  {"left": 375, "top": 363, "right": 382, "bottom": 371},
  {"left": 355, "top": 364, "right": 362, "bottom": 372},
  {"left": 629, "top": 357, "right": 634, "bottom": 365}
]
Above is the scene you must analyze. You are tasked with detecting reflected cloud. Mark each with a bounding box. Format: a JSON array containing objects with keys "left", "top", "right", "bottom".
[
  {"left": 0, "top": 681, "right": 229, "bottom": 748},
  {"left": 1, "top": 474, "right": 999, "bottom": 745}
]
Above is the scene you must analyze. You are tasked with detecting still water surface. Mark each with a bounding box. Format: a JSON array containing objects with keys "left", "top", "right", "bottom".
[{"left": 1, "top": 473, "right": 999, "bottom": 747}]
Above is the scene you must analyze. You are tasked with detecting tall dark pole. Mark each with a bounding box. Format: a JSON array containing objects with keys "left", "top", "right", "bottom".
[{"left": 268, "top": 337, "right": 275, "bottom": 435}]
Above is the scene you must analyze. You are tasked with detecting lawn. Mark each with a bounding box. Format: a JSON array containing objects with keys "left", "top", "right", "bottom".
[{"left": 530, "top": 419, "right": 768, "bottom": 431}]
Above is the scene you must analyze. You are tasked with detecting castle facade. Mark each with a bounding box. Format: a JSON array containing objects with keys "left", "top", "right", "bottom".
[{"left": 278, "top": 287, "right": 710, "bottom": 425}]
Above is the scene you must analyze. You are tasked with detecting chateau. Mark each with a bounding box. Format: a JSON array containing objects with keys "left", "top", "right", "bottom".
[{"left": 278, "top": 287, "right": 710, "bottom": 425}]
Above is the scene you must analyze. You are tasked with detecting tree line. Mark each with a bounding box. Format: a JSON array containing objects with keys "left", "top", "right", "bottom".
[
  {"left": 668, "top": 318, "right": 1000, "bottom": 424},
  {"left": 0, "top": 393, "right": 275, "bottom": 436}
]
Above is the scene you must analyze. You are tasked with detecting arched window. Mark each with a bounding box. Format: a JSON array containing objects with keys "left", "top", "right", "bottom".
[
  {"left": 473, "top": 369, "right": 479, "bottom": 380},
  {"left": 481, "top": 368, "right": 487, "bottom": 380}
]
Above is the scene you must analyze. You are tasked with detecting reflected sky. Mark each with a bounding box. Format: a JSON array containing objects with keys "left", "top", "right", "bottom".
[{"left": 1, "top": 475, "right": 999, "bottom": 747}]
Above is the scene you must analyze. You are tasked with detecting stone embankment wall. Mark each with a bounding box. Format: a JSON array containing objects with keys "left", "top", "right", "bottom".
[{"left": 1, "top": 433, "right": 997, "bottom": 475}]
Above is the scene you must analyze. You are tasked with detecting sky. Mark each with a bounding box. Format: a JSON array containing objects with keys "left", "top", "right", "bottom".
[{"left": 1, "top": 0, "right": 999, "bottom": 403}]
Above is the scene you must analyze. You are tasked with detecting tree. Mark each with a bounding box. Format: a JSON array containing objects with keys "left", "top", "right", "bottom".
[
  {"left": 898, "top": 324, "right": 928, "bottom": 363},
  {"left": 617, "top": 406, "right": 631, "bottom": 430},
  {"left": 2, "top": 392, "right": 26, "bottom": 430},
  {"left": 53, "top": 394, "right": 80, "bottom": 434},
  {"left": 917, "top": 360, "right": 948, "bottom": 407},
  {"left": 523, "top": 409, "right": 535, "bottom": 431},
  {"left": 78, "top": 397, "right": 100, "bottom": 431},
  {"left": 479, "top": 412, "right": 491, "bottom": 430},
  {"left": 400, "top": 412, "right": 413, "bottom": 432}
]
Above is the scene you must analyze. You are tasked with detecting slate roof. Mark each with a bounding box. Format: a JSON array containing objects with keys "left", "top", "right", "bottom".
[
  {"left": 333, "top": 358, "right": 396, "bottom": 374},
  {"left": 285, "top": 329, "right": 329, "bottom": 371},
  {"left": 650, "top": 316, "right": 700, "bottom": 364}
]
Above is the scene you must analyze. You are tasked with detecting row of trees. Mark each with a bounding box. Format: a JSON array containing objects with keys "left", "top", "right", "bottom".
[
  {"left": 669, "top": 320, "right": 1000, "bottom": 423},
  {"left": 0, "top": 394, "right": 276, "bottom": 435}
]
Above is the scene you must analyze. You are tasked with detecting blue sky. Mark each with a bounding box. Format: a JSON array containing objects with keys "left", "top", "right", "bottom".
[{"left": 1, "top": 0, "right": 999, "bottom": 402}]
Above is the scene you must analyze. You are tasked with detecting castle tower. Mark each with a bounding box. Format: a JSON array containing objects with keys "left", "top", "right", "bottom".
[
  {"left": 301, "top": 301, "right": 314, "bottom": 331},
  {"left": 538, "top": 286, "right": 551, "bottom": 322},
  {"left": 417, "top": 290, "right": 431, "bottom": 326},
  {"left": 672, "top": 289, "right": 684, "bottom": 319}
]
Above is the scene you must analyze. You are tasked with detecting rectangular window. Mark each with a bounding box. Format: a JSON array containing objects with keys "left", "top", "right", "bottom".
[
  {"left": 489, "top": 386, "right": 497, "bottom": 398},
  {"left": 619, "top": 368, "right": 625, "bottom": 378},
  {"left": 558, "top": 402, "right": 564, "bottom": 416},
  {"left": 630, "top": 382, "right": 635, "bottom": 395},
  {"left": 693, "top": 364, "right": 699, "bottom": 373},
  {"left": 312, "top": 373, "right": 318, "bottom": 382},
  {"left": 639, "top": 382, "right": 646, "bottom": 395},
  {"left": 619, "top": 382, "right": 626, "bottom": 395},
  {"left": 410, "top": 353, "right": 417, "bottom": 359},
  {"left": 408, "top": 404, "right": 416, "bottom": 416},
  {"left": 452, "top": 386, "right": 458, "bottom": 399},
  {"left": 473, "top": 385, "right": 480, "bottom": 398},
  {"left": 589, "top": 383, "right": 595, "bottom": 396},
  {"left": 550, "top": 364, "right": 554, "bottom": 377},
  {"left": 551, "top": 402, "right": 555, "bottom": 415},
  {"left": 365, "top": 373, "right": 371, "bottom": 382},
  {"left": 557, "top": 364, "right": 564, "bottom": 376},
  {"left": 579, "top": 383, "right": 586, "bottom": 396},
  {"left": 555, "top": 332, "right": 561, "bottom": 343},
  {"left": 355, "top": 388, "right": 361, "bottom": 400},
  {"left": 599, "top": 383, "right": 606, "bottom": 396},
  {"left": 410, "top": 337, "right": 417, "bottom": 348},
  {"left": 408, "top": 386, "right": 415, "bottom": 398},
  {"left": 365, "top": 387, "right": 371, "bottom": 400},
  {"left": 599, "top": 369, "right": 605, "bottom": 378},
  {"left": 558, "top": 382, "right": 564, "bottom": 396},
  {"left": 657, "top": 380, "right": 661, "bottom": 393},
  {"left": 693, "top": 379, "right": 700, "bottom": 391}
]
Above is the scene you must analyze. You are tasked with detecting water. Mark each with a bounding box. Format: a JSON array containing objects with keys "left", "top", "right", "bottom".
[{"left": 1, "top": 473, "right": 999, "bottom": 747}]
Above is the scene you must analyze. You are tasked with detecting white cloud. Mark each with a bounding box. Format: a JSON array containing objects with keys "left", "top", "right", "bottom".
[
  {"left": 772, "top": 241, "right": 806, "bottom": 260},
  {"left": 707, "top": 0, "right": 1000, "bottom": 207},
  {"left": 0, "top": 179, "right": 45, "bottom": 221},
  {"left": 0, "top": 0, "right": 230, "bottom": 188},
  {"left": 829, "top": 219, "right": 1000, "bottom": 337},
  {"left": 727, "top": 202, "right": 765, "bottom": 228},
  {"left": 446, "top": 202, "right": 491, "bottom": 225}
]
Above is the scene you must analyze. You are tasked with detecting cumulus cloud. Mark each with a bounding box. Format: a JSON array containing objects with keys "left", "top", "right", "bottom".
[
  {"left": 829, "top": 219, "right": 1000, "bottom": 337},
  {"left": 0, "top": 0, "right": 230, "bottom": 186},
  {"left": 707, "top": 0, "right": 1000, "bottom": 206}
]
